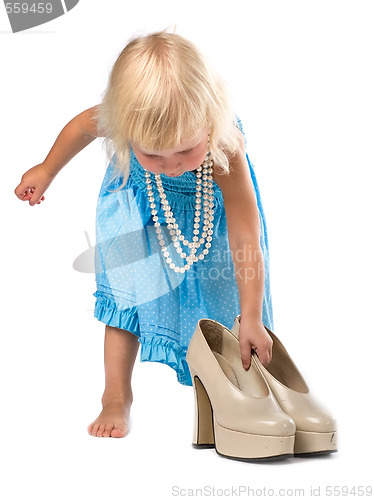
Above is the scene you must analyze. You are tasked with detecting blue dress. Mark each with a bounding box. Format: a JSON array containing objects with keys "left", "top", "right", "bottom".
[{"left": 93, "top": 120, "right": 274, "bottom": 386}]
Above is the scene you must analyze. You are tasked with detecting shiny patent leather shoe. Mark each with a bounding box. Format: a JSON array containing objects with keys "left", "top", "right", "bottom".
[
  {"left": 186, "top": 318, "right": 296, "bottom": 461},
  {"left": 231, "top": 315, "right": 338, "bottom": 456}
]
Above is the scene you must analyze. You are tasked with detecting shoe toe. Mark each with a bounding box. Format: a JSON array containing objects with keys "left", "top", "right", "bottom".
[{"left": 297, "top": 411, "right": 337, "bottom": 433}]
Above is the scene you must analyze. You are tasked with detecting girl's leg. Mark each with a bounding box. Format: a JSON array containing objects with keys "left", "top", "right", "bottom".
[{"left": 88, "top": 324, "right": 139, "bottom": 438}]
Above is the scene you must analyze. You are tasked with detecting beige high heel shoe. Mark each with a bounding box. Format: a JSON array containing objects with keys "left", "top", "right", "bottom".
[
  {"left": 186, "top": 318, "right": 296, "bottom": 461},
  {"left": 231, "top": 315, "right": 338, "bottom": 456}
]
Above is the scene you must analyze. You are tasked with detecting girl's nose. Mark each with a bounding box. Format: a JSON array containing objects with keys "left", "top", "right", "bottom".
[{"left": 161, "top": 158, "right": 182, "bottom": 176}]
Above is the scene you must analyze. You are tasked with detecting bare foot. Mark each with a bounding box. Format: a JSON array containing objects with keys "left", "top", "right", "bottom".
[{"left": 88, "top": 395, "right": 133, "bottom": 438}]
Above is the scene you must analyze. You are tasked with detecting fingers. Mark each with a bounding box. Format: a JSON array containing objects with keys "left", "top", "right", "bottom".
[
  {"left": 238, "top": 325, "right": 273, "bottom": 370},
  {"left": 256, "top": 348, "right": 272, "bottom": 366},
  {"left": 239, "top": 337, "right": 252, "bottom": 371},
  {"left": 15, "top": 186, "right": 45, "bottom": 205},
  {"left": 255, "top": 341, "right": 273, "bottom": 366},
  {"left": 14, "top": 183, "right": 29, "bottom": 200},
  {"left": 29, "top": 188, "right": 43, "bottom": 206},
  {"left": 14, "top": 182, "right": 33, "bottom": 201}
]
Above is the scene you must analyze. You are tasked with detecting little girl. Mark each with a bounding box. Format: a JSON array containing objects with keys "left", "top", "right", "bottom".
[{"left": 14, "top": 31, "right": 274, "bottom": 438}]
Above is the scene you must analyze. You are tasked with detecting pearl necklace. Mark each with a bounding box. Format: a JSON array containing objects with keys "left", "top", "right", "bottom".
[{"left": 144, "top": 150, "right": 215, "bottom": 273}]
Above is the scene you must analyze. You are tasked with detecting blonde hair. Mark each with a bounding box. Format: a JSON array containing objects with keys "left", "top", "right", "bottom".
[{"left": 97, "top": 30, "right": 240, "bottom": 192}]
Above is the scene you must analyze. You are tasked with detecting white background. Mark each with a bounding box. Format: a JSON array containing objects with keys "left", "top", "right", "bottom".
[{"left": 1, "top": 1, "right": 373, "bottom": 498}]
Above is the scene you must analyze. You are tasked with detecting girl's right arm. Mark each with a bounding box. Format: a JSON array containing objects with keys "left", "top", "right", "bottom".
[{"left": 14, "top": 105, "right": 102, "bottom": 206}]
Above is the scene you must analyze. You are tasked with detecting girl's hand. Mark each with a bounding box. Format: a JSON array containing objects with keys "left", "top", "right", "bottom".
[
  {"left": 14, "top": 163, "right": 55, "bottom": 206},
  {"left": 238, "top": 318, "right": 273, "bottom": 370}
]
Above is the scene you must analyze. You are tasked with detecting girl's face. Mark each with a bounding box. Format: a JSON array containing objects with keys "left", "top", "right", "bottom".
[{"left": 130, "top": 128, "right": 209, "bottom": 177}]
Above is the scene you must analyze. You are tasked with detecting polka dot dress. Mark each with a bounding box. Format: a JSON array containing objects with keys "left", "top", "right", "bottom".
[{"left": 93, "top": 120, "right": 274, "bottom": 386}]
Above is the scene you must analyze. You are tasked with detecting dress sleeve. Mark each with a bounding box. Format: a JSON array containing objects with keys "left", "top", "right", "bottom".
[{"left": 235, "top": 115, "right": 247, "bottom": 148}]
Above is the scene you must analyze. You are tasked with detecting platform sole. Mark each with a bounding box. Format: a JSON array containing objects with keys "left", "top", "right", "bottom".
[
  {"left": 214, "top": 418, "right": 295, "bottom": 460},
  {"left": 294, "top": 429, "right": 338, "bottom": 455}
]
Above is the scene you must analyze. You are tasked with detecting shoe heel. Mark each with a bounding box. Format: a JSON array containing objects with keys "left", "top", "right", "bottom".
[{"left": 190, "top": 369, "right": 214, "bottom": 448}]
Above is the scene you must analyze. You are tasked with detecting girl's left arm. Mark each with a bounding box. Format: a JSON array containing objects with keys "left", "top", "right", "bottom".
[{"left": 213, "top": 132, "right": 273, "bottom": 370}]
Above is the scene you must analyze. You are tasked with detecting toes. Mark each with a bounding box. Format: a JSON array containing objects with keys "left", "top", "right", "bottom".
[
  {"left": 96, "top": 423, "right": 107, "bottom": 437},
  {"left": 89, "top": 423, "right": 100, "bottom": 436},
  {"left": 111, "top": 425, "right": 127, "bottom": 438},
  {"left": 103, "top": 423, "right": 114, "bottom": 437},
  {"left": 88, "top": 422, "right": 125, "bottom": 438}
]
